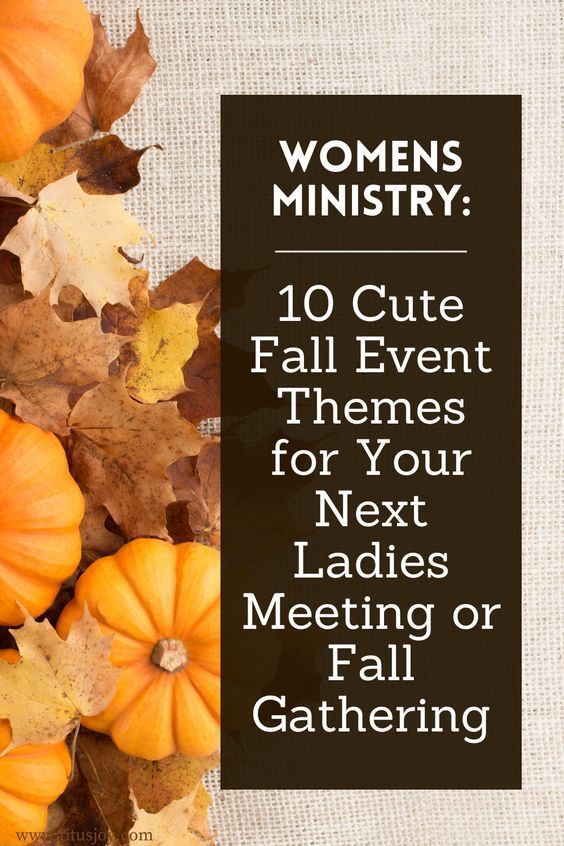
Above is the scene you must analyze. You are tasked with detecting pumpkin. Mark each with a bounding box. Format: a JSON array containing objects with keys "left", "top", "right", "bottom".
[
  {"left": 0, "top": 410, "right": 84, "bottom": 625},
  {"left": 0, "top": 650, "right": 71, "bottom": 845},
  {"left": 0, "top": 0, "right": 93, "bottom": 162},
  {"left": 57, "top": 539, "right": 220, "bottom": 760}
]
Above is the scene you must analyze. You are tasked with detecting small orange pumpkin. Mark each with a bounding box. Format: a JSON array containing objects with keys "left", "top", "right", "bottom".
[
  {"left": 57, "top": 539, "right": 220, "bottom": 761},
  {"left": 0, "top": 0, "right": 93, "bottom": 161},
  {"left": 0, "top": 650, "right": 71, "bottom": 845},
  {"left": 0, "top": 410, "right": 84, "bottom": 625}
]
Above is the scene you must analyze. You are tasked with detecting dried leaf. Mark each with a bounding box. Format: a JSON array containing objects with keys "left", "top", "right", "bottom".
[
  {"left": 44, "top": 767, "right": 110, "bottom": 846},
  {"left": 0, "top": 252, "right": 24, "bottom": 310},
  {"left": 168, "top": 440, "right": 220, "bottom": 547},
  {"left": 80, "top": 496, "right": 124, "bottom": 564},
  {"left": 0, "top": 606, "right": 120, "bottom": 749},
  {"left": 43, "top": 12, "right": 157, "bottom": 146},
  {"left": 150, "top": 258, "right": 221, "bottom": 424},
  {"left": 0, "top": 137, "right": 158, "bottom": 197},
  {"left": 176, "top": 334, "right": 221, "bottom": 423},
  {"left": 104, "top": 270, "right": 205, "bottom": 403},
  {"left": 74, "top": 735, "right": 134, "bottom": 843},
  {"left": 1, "top": 173, "right": 149, "bottom": 315},
  {"left": 130, "top": 792, "right": 212, "bottom": 846},
  {"left": 78, "top": 733, "right": 219, "bottom": 820},
  {"left": 68, "top": 377, "right": 202, "bottom": 539},
  {"left": 0, "top": 288, "right": 123, "bottom": 434}
]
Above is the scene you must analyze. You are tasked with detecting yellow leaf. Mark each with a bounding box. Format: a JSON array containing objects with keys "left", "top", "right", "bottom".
[
  {"left": 130, "top": 791, "right": 212, "bottom": 846},
  {"left": 0, "top": 136, "right": 155, "bottom": 197},
  {"left": 0, "top": 173, "right": 150, "bottom": 315},
  {"left": 128, "top": 300, "right": 201, "bottom": 403},
  {"left": 0, "top": 605, "right": 121, "bottom": 750},
  {"left": 0, "top": 143, "right": 70, "bottom": 196}
]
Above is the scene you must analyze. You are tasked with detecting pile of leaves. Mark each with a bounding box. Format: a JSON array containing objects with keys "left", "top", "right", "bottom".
[{"left": 0, "top": 12, "right": 220, "bottom": 844}]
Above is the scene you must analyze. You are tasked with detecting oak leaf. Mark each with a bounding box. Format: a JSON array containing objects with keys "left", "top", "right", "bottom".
[
  {"left": 0, "top": 606, "right": 120, "bottom": 750},
  {"left": 0, "top": 137, "right": 158, "bottom": 198},
  {"left": 130, "top": 792, "right": 213, "bottom": 846},
  {"left": 0, "top": 288, "right": 123, "bottom": 434},
  {"left": 43, "top": 12, "right": 157, "bottom": 146},
  {"left": 1, "top": 173, "right": 149, "bottom": 315},
  {"left": 69, "top": 377, "right": 202, "bottom": 539}
]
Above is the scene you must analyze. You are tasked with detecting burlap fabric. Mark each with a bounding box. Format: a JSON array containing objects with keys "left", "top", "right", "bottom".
[{"left": 93, "top": 1, "right": 562, "bottom": 842}]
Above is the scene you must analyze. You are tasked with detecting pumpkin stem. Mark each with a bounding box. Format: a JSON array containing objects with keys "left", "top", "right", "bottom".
[{"left": 150, "top": 638, "right": 189, "bottom": 673}]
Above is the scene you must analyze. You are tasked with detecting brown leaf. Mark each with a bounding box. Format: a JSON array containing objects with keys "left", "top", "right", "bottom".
[
  {"left": 80, "top": 495, "right": 124, "bottom": 564},
  {"left": 76, "top": 734, "right": 134, "bottom": 843},
  {"left": 150, "top": 259, "right": 221, "bottom": 424},
  {"left": 150, "top": 258, "right": 220, "bottom": 334},
  {"left": 176, "top": 333, "right": 221, "bottom": 423},
  {"left": 167, "top": 440, "right": 220, "bottom": 547},
  {"left": 0, "top": 137, "right": 159, "bottom": 197},
  {"left": 52, "top": 285, "right": 97, "bottom": 323},
  {"left": 43, "top": 12, "right": 157, "bottom": 146},
  {"left": 0, "top": 252, "right": 24, "bottom": 310},
  {"left": 0, "top": 190, "right": 31, "bottom": 245},
  {"left": 0, "top": 288, "right": 123, "bottom": 434},
  {"left": 44, "top": 768, "right": 110, "bottom": 846},
  {"left": 68, "top": 377, "right": 203, "bottom": 539},
  {"left": 78, "top": 733, "right": 219, "bottom": 817}
]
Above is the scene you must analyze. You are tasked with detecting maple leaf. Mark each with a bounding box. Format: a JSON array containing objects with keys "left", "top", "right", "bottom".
[
  {"left": 68, "top": 377, "right": 202, "bottom": 539},
  {"left": 167, "top": 440, "right": 220, "bottom": 547},
  {"left": 43, "top": 12, "right": 157, "bottom": 146},
  {"left": 1, "top": 173, "right": 149, "bottom": 315},
  {"left": 130, "top": 792, "right": 213, "bottom": 846},
  {"left": 0, "top": 288, "right": 123, "bottom": 434},
  {"left": 106, "top": 273, "right": 201, "bottom": 403},
  {"left": 150, "top": 258, "right": 221, "bottom": 424},
  {"left": 0, "top": 606, "right": 120, "bottom": 750},
  {"left": 0, "top": 137, "right": 159, "bottom": 198}
]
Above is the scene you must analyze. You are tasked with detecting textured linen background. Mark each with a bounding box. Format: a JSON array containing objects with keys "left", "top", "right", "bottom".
[{"left": 91, "top": 1, "right": 562, "bottom": 842}]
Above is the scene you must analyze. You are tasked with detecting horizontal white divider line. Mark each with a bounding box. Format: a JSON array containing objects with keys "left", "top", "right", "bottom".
[{"left": 274, "top": 249, "right": 468, "bottom": 254}]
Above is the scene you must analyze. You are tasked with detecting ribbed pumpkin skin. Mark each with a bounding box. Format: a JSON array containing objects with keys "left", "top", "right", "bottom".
[
  {"left": 0, "top": 411, "right": 84, "bottom": 625},
  {"left": 57, "top": 539, "right": 220, "bottom": 761},
  {"left": 0, "top": 650, "right": 71, "bottom": 845},
  {"left": 0, "top": 0, "right": 93, "bottom": 161}
]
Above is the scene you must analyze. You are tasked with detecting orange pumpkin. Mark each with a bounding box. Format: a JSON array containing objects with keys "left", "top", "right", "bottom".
[
  {"left": 0, "top": 0, "right": 93, "bottom": 162},
  {"left": 0, "top": 650, "right": 71, "bottom": 845},
  {"left": 0, "top": 410, "right": 84, "bottom": 625},
  {"left": 57, "top": 539, "right": 220, "bottom": 760}
]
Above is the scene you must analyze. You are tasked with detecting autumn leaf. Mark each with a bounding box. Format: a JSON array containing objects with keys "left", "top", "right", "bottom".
[
  {"left": 77, "top": 734, "right": 218, "bottom": 834},
  {"left": 0, "top": 288, "right": 123, "bottom": 434},
  {"left": 1, "top": 173, "right": 150, "bottom": 315},
  {"left": 149, "top": 258, "right": 221, "bottom": 423},
  {"left": 130, "top": 792, "right": 213, "bottom": 846},
  {"left": 0, "top": 252, "right": 24, "bottom": 310},
  {"left": 167, "top": 440, "right": 220, "bottom": 547},
  {"left": 43, "top": 12, "right": 157, "bottom": 146},
  {"left": 69, "top": 377, "right": 202, "bottom": 539},
  {"left": 0, "top": 606, "right": 120, "bottom": 750},
  {"left": 0, "top": 137, "right": 159, "bottom": 198},
  {"left": 104, "top": 272, "right": 201, "bottom": 403},
  {"left": 80, "top": 494, "right": 124, "bottom": 564}
]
